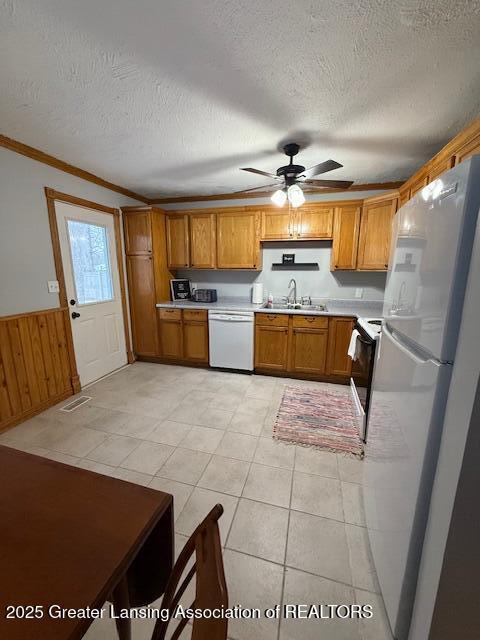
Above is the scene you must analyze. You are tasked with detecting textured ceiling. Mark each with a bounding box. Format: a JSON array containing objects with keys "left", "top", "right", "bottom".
[{"left": 1, "top": 0, "right": 480, "bottom": 198}]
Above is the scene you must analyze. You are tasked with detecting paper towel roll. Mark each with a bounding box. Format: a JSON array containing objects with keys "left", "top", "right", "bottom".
[{"left": 252, "top": 283, "right": 264, "bottom": 304}]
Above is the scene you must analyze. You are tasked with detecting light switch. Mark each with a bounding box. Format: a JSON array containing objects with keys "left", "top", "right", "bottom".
[
  {"left": 355, "top": 288, "right": 363, "bottom": 299},
  {"left": 47, "top": 280, "right": 60, "bottom": 293}
]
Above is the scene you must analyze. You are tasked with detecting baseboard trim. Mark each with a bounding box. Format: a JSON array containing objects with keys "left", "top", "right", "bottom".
[{"left": 0, "top": 388, "right": 74, "bottom": 434}]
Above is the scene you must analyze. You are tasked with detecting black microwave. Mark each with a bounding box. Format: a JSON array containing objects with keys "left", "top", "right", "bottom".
[{"left": 192, "top": 289, "right": 217, "bottom": 303}]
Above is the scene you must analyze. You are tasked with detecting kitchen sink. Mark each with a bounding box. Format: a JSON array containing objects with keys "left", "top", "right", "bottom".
[{"left": 262, "top": 302, "right": 328, "bottom": 312}]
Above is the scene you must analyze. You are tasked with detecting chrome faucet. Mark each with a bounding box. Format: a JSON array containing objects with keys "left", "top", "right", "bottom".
[{"left": 287, "top": 279, "right": 297, "bottom": 306}]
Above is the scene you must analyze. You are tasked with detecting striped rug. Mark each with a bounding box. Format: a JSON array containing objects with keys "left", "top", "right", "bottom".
[{"left": 273, "top": 386, "right": 364, "bottom": 458}]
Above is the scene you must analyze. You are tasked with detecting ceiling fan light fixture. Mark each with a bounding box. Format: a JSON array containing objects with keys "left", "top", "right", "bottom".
[
  {"left": 287, "top": 184, "right": 305, "bottom": 207},
  {"left": 271, "top": 188, "right": 287, "bottom": 207}
]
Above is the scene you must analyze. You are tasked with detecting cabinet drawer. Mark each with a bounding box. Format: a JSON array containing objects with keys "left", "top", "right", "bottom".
[
  {"left": 292, "top": 315, "right": 328, "bottom": 329},
  {"left": 255, "top": 313, "right": 289, "bottom": 327},
  {"left": 159, "top": 308, "right": 182, "bottom": 321},
  {"left": 183, "top": 309, "right": 208, "bottom": 322}
]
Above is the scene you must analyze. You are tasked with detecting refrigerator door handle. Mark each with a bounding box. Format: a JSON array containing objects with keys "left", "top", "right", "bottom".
[{"left": 383, "top": 323, "right": 433, "bottom": 365}]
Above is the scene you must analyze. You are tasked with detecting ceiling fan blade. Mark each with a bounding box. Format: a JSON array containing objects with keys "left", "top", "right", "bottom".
[
  {"left": 303, "top": 159, "right": 343, "bottom": 178},
  {"left": 301, "top": 178, "right": 354, "bottom": 189},
  {"left": 233, "top": 182, "right": 282, "bottom": 194},
  {"left": 240, "top": 167, "right": 280, "bottom": 179}
]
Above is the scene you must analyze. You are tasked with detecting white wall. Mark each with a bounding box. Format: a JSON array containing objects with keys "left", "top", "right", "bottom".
[
  {"left": 0, "top": 147, "right": 143, "bottom": 316},
  {"left": 177, "top": 241, "right": 386, "bottom": 301}
]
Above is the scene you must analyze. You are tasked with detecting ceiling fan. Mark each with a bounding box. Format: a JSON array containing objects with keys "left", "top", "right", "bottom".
[{"left": 236, "top": 143, "right": 353, "bottom": 207}]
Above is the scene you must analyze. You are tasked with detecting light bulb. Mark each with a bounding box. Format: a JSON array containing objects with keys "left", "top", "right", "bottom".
[
  {"left": 287, "top": 184, "right": 305, "bottom": 207},
  {"left": 271, "top": 189, "right": 287, "bottom": 206}
]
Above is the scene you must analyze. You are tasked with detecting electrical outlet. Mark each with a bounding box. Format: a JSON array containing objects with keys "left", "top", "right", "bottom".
[
  {"left": 355, "top": 288, "right": 363, "bottom": 299},
  {"left": 47, "top": 280, "right": 60, "bottom": 293}
]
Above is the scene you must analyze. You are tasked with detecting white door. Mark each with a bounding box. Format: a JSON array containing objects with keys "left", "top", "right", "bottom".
[{"left": 56, "top": 202, "right": 127, "bottom": 386}]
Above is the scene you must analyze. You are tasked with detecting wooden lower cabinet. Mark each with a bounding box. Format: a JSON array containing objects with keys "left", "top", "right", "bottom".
[
  {"left": 158, "top": 318, "right": 183, "bottom": 359},
  {"left": 183, "top": 320, "right": 209, "bottom": 363},
  {"left": 326, "top": 317, "right": 355, "bottom": 377},
  {"left": 255, "top": 314, "right": 354, "bottom": 380},
  {"left": 254, "top": 325, "right": 289, "bottom": 371},
  {"left": 158, "top": 309, "right": 209, "bottom": 363},
  {"left": 289, "top": 327, "right": 328, "bottom": 375}
]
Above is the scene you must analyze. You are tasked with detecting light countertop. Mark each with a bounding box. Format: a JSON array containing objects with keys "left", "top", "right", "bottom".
[{"left": 156, "top": 297, "right": 383, "bottom": 319}]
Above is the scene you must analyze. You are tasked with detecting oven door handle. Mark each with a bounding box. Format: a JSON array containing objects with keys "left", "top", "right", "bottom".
[{"left": 356, "top": 334, "right": 374, "bottom": 345}]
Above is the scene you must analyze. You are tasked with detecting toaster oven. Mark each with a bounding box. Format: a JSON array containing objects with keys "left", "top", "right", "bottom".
[{"left": 192, "top": 289, "right": 217, "bottom": 303}]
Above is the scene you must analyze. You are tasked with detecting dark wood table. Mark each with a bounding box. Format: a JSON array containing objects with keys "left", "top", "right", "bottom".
[{"left": 0, "top": 445, "right": 173, "bottom": 640}]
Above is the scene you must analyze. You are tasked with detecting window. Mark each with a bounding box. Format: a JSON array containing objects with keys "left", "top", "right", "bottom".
[{"left": 67, "top": 220, "right": 114, "bottom": 305}]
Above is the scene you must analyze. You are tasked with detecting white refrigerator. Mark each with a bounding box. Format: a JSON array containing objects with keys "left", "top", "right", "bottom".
[{"left": 363, "top": 156, "right": 480, "bottom": 639}]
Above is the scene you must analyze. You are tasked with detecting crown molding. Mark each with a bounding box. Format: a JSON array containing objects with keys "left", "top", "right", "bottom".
[
  {"left": 149, "top": 181, "right": 404, "bottom": 204},
  {"left": 0, "top": 134, "right": 150, "bottom": 203}
]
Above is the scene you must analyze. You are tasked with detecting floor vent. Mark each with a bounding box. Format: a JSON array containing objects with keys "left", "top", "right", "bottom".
[{"left": 59, "top": 396, "right": 92, "bottom": 412}]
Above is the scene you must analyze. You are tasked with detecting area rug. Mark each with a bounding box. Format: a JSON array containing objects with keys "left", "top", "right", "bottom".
[{"left": 273, "top": 386, "right": 364, "bottom": 458}]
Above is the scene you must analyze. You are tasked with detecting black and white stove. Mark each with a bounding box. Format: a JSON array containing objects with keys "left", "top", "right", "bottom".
[{"left": 350, "top": 317, "right": 383, "bottom": 441}]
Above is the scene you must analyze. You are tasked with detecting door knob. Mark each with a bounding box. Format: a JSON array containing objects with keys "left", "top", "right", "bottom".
[{"left": 71, "top": 312, "right": 81, "bottom": 319}]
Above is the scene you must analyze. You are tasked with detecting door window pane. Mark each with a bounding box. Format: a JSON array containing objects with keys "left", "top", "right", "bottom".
[{"left": 67, "top": 220, "right": 114, "bottom": 305}]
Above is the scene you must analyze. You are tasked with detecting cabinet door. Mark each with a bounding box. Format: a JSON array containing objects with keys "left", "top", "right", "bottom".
[
  {"left": 331, "top": 205, "right": 361, "bottom": 270},
  {"left": 453, "top": 131, "right": 480, "bottom": 164},
  {"left": 190, "top": 213, "right": 216, "bottom": 268},
  {"left": 261, "top": 209, "right": 293, "bottom": 240},
  {"left": 217, "top": 211, "right": 260, "bottom": 269},
  {"left": 326, "top": 317, "right": 354, "bottom": 377},
  {"left": 427, "top": 158, "right": 454, "bottom": 183},
  {"left": 295, "top": 206, "right": 333, "bottom": 239},
  {"left": 254, "top": 325, "right": 289, "bottom": 371},
  {"left": 183, "top": 321, "right": 209, "bottom": 363},
  {"left": 126, "top": 255, "right": 158, "bottom": 356},
  {"left": 409, "top": 174, "right": 428, "bottom": 198},
  {"left": 159, "top": 320, "right": 183, "bottom": 359},
  {"left": 398, "top": 187, "right": 410, "bottom": 209},
  {"left": 124, "top": 211, "right": 152, "bottom": 255},
  {"left": 166, "top": 215, "right": 190, "bottom": 268},
  {"left": 357, "top": 196, "right": 397, "bottom": 271},
  {"left": 289, "top": 328, "right": 328, "bottom": 375}
]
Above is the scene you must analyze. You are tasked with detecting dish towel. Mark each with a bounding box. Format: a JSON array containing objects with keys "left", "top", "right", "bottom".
[{"left": 347, "top": 329, "right": 360, "bottom": 361}]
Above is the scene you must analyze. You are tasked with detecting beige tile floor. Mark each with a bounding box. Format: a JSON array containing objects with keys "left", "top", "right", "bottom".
[{"left": 0, "top": 362, "right": 393, "bottom": 640}]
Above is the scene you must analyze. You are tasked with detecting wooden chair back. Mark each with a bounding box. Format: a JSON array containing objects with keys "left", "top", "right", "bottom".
[{"left": 151, "top": 504, "right": 228, "bottom": 640}]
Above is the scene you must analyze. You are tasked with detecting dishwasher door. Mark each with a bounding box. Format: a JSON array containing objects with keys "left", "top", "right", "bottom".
[{"left": 208, "top": 311, "right": 254, "bottom": 371}]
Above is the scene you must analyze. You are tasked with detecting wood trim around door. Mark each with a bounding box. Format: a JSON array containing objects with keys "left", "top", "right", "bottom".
[{"left": 44, "top": 188, "right": 135, "bottom": 389}]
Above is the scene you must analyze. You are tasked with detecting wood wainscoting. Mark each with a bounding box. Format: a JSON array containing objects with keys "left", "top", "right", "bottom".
[{"left": 0, "top": 307, "right": 76, "bottom": 432}]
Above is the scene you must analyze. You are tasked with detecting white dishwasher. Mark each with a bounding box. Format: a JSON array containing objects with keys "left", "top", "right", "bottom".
[{"left": 208, "top": 311, "right": 254, "bottom": 371}]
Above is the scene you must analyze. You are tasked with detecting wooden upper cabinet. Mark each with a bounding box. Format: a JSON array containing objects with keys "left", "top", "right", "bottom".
[
  {"left": 295, "top": 206, "right": 333, "bottom": 239},
  {"left": 453, "top": 130, "right": 480, "bottom": 165},
  {"left": 330, "top": 205, "right": 361, "bottom": 270},
  {"left": 326, "top": 317, "right": 354, "bottom": 377},
  {"left": 261, "top": 205, "right": 333, "bottom": 240},
  {"left": 124, "top": 211, "right": 152, "bottom": 254},
  {"left": 126, "top": 255, "right": 158, "bottom": 356},
  {"left": 398, "top": 187, "right": 410, "bottom": 209},
  {"left": 190, "top": 212, "right": 216, "bottom": 268},
  {"left": 261, "top": 209, "right": 293, "bottom": 240},
  {"left": 216, "top": 210, "right": 261, "bottom": 269},
  {"left": 166, "top": 214, "right": 190, "bottom": 268},
  {"left": 357, "top": 194, "right": 397, "bottom": 271},
  {"left": 409, "top": 174, "right": 428, "bottom": 199},
  {"left": 427, "top": 158, "right": 454, "bottom": 183}
]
